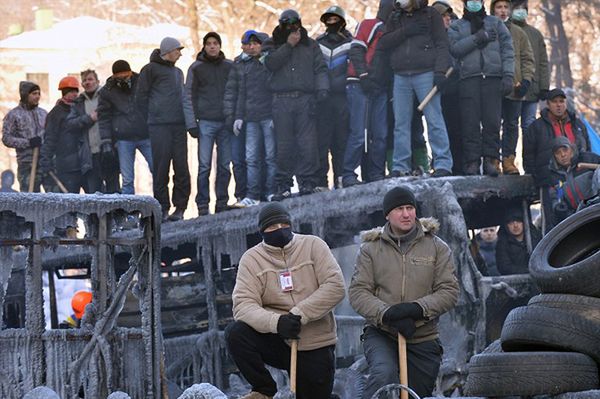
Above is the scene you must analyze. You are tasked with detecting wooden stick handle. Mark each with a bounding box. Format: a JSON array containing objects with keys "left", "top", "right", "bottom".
[
  {"left": 398, "top": 333, "right": 408, "bottom": 399},
  {"left": 29, "top": 147, "right": 40, "bottom": 192},
  {"left": 48, "top": 171, "right": 69, "bottom": 194},
  {"left": 290, "top": 339, "right": 298, "bottom": 394},
  {"left": 417, "top": 67, "right": 454, "bottom": 112},
  {"left": 577, "top": 162, "right": 600, "bottom": 170}
]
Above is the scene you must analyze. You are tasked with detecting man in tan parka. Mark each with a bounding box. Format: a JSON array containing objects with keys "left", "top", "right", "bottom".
[
  {"left": 226, "top": 202, "right": 345, "bottom": 399},
  {"left": 349, "top": 186, "right": 459, "bottom": 398}
]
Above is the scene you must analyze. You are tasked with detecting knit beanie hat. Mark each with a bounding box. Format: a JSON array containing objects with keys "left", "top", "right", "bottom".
[
  {"left": 203, "top": 32, "right": 222, "bottom": 47},
  {"left": 432, "top": 1, "right": 453, "bottom": 15},
  {"left": 112, "top": 60, "right": 131, "bottom": 75},
  {"left": 258, "top": 203, "right": 292, "bottom": 232},
  {"left": 383, "top": 186, "right": 417, "bottom": 216},
  {"left": 512, "top": 0, "right": 528, "bottom": 10},
  {"left": 160, "top": 37, "right": 184, "bottom": 56},
  {"left": 505, "top": 208, "right": 524, "bottom": 224}
]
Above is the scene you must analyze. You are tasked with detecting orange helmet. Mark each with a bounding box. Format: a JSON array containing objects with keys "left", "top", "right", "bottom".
[
  {"left": 58, "top": 76, "right": 79, "bottom": 90},
  {"left": 71, "top": 290, "right": 92, "bottom": 319}
]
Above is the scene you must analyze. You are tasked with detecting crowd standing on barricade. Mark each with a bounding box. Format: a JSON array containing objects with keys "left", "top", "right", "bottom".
[{"left": 2, "top": 0, "right": 599, "bottom": 232}]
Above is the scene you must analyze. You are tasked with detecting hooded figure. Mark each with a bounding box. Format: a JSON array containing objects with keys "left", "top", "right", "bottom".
[{"left": 495, "top": 207, "right": 540, "bottom": 275}]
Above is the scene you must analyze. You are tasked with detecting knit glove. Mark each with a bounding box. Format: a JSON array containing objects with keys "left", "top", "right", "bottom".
[
  {"left": 474, "top": 29, "right": 496, "bottom": 46},
  {"left": 29, "top": 136, "right": 42, "bottom": 148},
  {"left": 515, "top": 79, "right": 531, "bottom": 98},
  {"left": 383, "top": 302, "right": 424, "bottom": 323},
  {"left": 359, "top": 74, "right": 378, "bottom": 94},
  {"left": 433, "top": 72, "right": 447, "bottom": 91},
  {"left": 501, "top": 76, "right": 514, "bottom": 96},
  {"left": 386, "top": 318, "right": 417, "bottom": 338},
  {"left": 277, "top": 313, "right": 302, "bottom": 339}
]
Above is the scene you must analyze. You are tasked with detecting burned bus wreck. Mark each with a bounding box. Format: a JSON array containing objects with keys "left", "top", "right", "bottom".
[{"left": 1, "top": 175, "right": 541, "bottom": 398}]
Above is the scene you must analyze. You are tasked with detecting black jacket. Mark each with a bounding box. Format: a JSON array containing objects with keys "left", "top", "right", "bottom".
[
  {"left": 263, "top": 26, "right": 329, "bottom": 94},
  {"left": 97, "top": 73, "right": 148, "bottom": 142},
  {"left": 378, "top": 1, "right": 450, "bottom": 75},
  {"left": 136, "top": 49, "right": 185, "bottom": 125},
  {"left": 223, "top": 54, "right": 272, "bottom": 122},
  {"left": 495, "top": 225, "right": 541, "bottom": 275},
  {"left": 523, "top": 109, "right": 590, "bottom": 187},
  {"left": 40, "top": 100, "right": 81, "bottom": 174},
  {"left": 316, "top": 29, "right": 353, "bottom": 94},
  {"left": 183, "top": 50, "right": 232, "bottom": 129}
]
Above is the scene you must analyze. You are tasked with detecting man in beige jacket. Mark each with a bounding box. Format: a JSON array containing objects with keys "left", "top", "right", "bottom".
[
  {"left": 349, "top": 186, "right": 459, "bottom": 398},
  {"left": 225, "top": 202, "right": 346, "bottom": 399}
]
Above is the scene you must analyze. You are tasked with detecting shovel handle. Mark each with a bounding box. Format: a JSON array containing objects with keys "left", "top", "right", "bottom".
[
  {"left": 398, "top": 334, "right": 408, "bottom": 399},
  {"left": 290, "top": 339, "right": 298, "bottom": 393},
  {"left": 29, "top": 147, "right": 40, "bottom": 192}
]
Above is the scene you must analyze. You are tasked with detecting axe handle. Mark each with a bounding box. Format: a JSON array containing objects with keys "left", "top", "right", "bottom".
[
  {"left": 290, "top": 339, "right": 298, "bottom": 394},
  {"left": 417, "top": 67, "right": 454, "bottom": 112},
  {"left": 49, "top": 171, "right": 69, "bottom": 194},
  {"left": 398, "top": 333, "right": 408, "bottom": 399},
  {"left": 29, "top": 147, "right": 39, "bottom": 192}
]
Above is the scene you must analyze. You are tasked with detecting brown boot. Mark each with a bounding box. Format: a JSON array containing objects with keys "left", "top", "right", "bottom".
[
  {"left": 502, "top": 155, "right": 520, "bottom": 175},
  {"left": 240, "top": 392, "right": 273, "bottom": 399},
  {"left": 483, "top": 157, "right": 500, "bottom": 177}
]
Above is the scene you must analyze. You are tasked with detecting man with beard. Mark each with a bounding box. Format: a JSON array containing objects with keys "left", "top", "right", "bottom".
[
  {"left": 262, "top": 9, "right": 329, "bottom": 200},
  {"left": 315, "top": 6, "right": 352, "bottom": 190},
  {"left": 137, "top": 37, "right": 191, "bottom": 222},
  {"left": 40, "top": 76, "right": 84, "bottom": 193},
  {"left": 98, "top": 60, "right": 152, "bottom": 195},
  {"left": 183, "top": 32, "right": 233, "bottom": 216}
]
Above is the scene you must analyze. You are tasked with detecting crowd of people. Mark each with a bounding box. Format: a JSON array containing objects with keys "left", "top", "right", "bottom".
[{"left": 1, "top": 0, "right": 599, "bottom": 227}]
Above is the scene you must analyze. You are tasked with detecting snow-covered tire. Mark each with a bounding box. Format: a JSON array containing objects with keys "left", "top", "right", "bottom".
[
  {"left": 465, "top": 352, "right": 599, "bottom": 397},
  {"left": 528, "top": 293, "right": 600, "bottom": 325},
  {"left": 529, "top": 203, "right": 600, "bottom": 297},
  {"left": 500, "top": 306, "right": 600, "bottom": 362},
  {"left": 481, "top": 339, "right": 503, "bottom": 354}
]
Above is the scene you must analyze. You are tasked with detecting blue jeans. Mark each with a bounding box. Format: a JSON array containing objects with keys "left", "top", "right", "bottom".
[
  {"left": 520, "top": 100, "right": 538, "bottom": 136},
  {"left": 116, "top": 139, "right": 153, "bottom": 195},
  {"left": 231, "top": 128, "right": 247, "bottom": 199},
  {"left": 343, "top": 83, "right": 388, "bottom": 182},
  {"left": 246, "top": 120, "right": 277, "bottom": 200},
  {"left": 392, "top": 72, "right": 452, "bottom": 173},
  {"left": 197, "top": 120, "right": 231, "bottom": 208}
]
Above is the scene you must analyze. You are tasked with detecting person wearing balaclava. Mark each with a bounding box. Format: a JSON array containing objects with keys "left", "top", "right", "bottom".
[
  {"left": 315, "top": 6, "right": 353, "bottom": 190},
  {"left": 261, "top": 9, "right": 329, "bottom": 200},
  {"left": 511, "top": 0, "right": 550, "bottom": 144},
  {"left": 342, "top": 0, "right": 393, "bottom": 187},
  {"left": 378, "top": 0, "right": 454, "bottom": 178},
  {"left": 225, "top": 202, "right": 345, "bottom": 399},
  {"left": 496, "top": 207, "right": 540, "bottom": 275},
  {"left": 348, "top": 185, "right": 459, "bottom": 399},
  {"left": 491, "top": 0, "right": 535, "bottom": 175},
  {"left": 448, "top": 0, "right": 515, "bottom": 176},
  {"left": 97, "top": 60, "right": 153, "bottom": 195},
  {"left": 183, "top": 32, "right": 234, "bottom": 217},
  {"left": 2, "top": 81, "right": 54, "bottom": 192}
]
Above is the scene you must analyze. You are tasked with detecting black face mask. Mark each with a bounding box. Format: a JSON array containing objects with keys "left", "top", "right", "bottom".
[
  {"left": 261, "top": 227, "right": 293, "bottom": 248},
  {"left": 325, "top": 21, "right": 344, "bottom": 34},
  {"left": 116, "top": 78, "right": 131, "bottom": 90}
]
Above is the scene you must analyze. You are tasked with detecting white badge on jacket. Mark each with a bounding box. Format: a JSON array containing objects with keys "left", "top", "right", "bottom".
[{"left": 279, "top": 270, "right": 294, "bottom": 292}]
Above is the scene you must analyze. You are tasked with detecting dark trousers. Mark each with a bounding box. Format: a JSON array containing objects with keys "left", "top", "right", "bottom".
[
  {"left": 272, "top": 94, "right": 319, "bottom": 190},
  {"left": 225, "top": 321, "right": 335, "bottom": 399},
  {"left": 442, "top": 89, "right": 463, "bottom": 174},
  {"left": 316, "top": 94, "right": 349, "bottom": 188},
  {"left": 361, "top": 327, "right": 442, "bottom": 399},
  {"left": 83, "top": 153, "right": 120, "bottom": 194},
  {"left": 148, "top": 124, "right": 191, "bottom": 212},
  {"left": 501, "top": 97, "right": 522, "bottom": 158},
  {"left": 459, "top": 76, "right": 502, "bottom": 163},
  {"left": 17, "top": 160, "right": 57, "bottom": 193},
  {"left": 58, "top": 171, "right": 84, "bottom": 194},
  {"left": 231, "top": 128, "right": 247, "bottom": 199}
]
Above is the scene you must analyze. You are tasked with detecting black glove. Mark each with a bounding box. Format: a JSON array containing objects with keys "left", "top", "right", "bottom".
[
  {"left": 515, "top": 79, "right": 531, "bottom": 98},
  {"left": 433, "top": 72, "right": 447, "bottom": 91},
  {"left": 277, "top": 313, "right": 302, "bottom": 339},
  {"left": 29, "top": 136, "right": 42, "bottom": 148},
  {"left": 538, "top": 89, "right": 549, "bottom": 101},
  {"left": 316, "top": 90, "right": 329, "bottom": 102},
  {"left": 501, "top": 76, "right": 514, "bottom": 96},
  {"left": 383, "top": 302, "right": 424, "bottom": 324},
  {"left": 360, "top": 75, "right": 378, "bottom": 94},
  {"left": 404, "top": 20, "right": 429, "bottom": 38},
  {"left": 473, "top": 29, "right": 496, "bottom": 46},
  {"left": 188, "top": 127, "right": 199, "bottom": 139},
  {"left": 387, "top": 318, "right": 417, "bottom": 338}
]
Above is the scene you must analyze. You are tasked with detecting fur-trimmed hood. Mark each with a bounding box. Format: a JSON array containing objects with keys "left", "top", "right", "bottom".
[{"left": 360, "top": 217, "right": 440, "bottom": 242}]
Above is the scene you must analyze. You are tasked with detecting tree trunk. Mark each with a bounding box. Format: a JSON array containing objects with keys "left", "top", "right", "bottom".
[
  {"left": 187, "top": 0, "right": 201, "bottom": 56},
  {"left": 542, "top": 0, "right": 574, "bottom": 88}
]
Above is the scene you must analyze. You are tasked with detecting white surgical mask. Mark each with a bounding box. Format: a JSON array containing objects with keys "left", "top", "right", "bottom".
[
  {"left": 395, "top": 0, "right": 411, "bottom": 9},
  {"left": 512, "top": 8, "right": 528, "bottom": 21},
  {"left": 466, "top": 0, "right": 483, "bottom": 13}
]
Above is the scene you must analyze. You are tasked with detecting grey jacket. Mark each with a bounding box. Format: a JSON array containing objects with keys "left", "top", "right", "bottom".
[{"left": 448, "top": 15, "right": 514, "bottom": 80}]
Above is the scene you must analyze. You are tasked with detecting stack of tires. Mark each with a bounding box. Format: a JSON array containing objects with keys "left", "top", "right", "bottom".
[{"left": 465, "top": 204, "right": 600, "bottom": 398}]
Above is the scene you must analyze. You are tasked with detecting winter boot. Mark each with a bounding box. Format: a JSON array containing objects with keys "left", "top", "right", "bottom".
[
  {"left": 167, "top": 208, "right": 185, "bottom": 222},
  {"left": 502, "top": 155, "right": 520, "bottom": 175},
  {"left": 464, "top": 160, "right": 481, "bottom": 176},
  {"left": 240, "top": 392, "right": 273, "bottom": 399},
  {"left": 483, "top": 157, "right": 500, "bottom": 177}
]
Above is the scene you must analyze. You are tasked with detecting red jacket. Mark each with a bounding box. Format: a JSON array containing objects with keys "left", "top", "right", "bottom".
[{"left": 347, "top": 18, "right": 386, "bottom": 81}]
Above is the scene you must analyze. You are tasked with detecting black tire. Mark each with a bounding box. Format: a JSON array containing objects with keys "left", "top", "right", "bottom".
[
  {"left": 465, "top": 352, "right": 599, "bottom": 397},
  {"left": 481, "top": 339, "right": 503, "bottom": 354},
  {"left": 501, "top": 306, "right": 600, "bottom": 362},
  {"left": 551, "top": 390, "right": 600, "bottom": 399},
  {"left": 528, "top": 293, "right": 600, "bottom": 325},
  {"left": 529, "top": 203, "right": 600, "bottom": 297}
]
